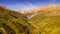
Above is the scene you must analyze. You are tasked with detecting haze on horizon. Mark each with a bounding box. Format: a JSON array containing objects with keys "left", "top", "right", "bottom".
[{"left": 0, "top": 0, "right": 60, "bottom": 10}]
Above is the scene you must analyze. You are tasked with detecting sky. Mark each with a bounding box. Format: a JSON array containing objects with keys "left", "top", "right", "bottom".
[{"left": 0, "top": 0, "right": 60, "bottom": 10}]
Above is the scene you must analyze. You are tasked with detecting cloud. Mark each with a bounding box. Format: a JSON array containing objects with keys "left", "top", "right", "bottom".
[{"left": 6, "top": 2, "right": 39, "bottom": 10}]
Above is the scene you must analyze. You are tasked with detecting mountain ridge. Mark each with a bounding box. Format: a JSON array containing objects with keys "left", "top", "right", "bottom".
[
  {"left": 17, "top": 5, "right": 60, "bottom": 19},
  {"left": 0, "top": 5, "right": 60, "bottom": 34}
]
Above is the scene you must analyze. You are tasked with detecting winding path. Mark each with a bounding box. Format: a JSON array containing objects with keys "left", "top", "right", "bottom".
[{"left": 0, "top": 28, "right": 7, "bottom": 34}]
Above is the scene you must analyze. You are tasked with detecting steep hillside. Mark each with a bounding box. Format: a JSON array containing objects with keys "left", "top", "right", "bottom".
[
  {"left": 29, "top": 5, "right": 60, "bottom": 34},
  {"left": 0, "top": 5, "right": 60, "bottom": 34},
  {"left": 0, "top": 6, "right": 33, "bottom": 34},
  {"left": 16, "top": 5, "right": 60, "bottom": 34}
]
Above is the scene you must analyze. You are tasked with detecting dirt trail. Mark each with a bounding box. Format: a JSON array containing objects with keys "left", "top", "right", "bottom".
[{"left": 0, "top": 28, "right": 7, "bottom": 34}]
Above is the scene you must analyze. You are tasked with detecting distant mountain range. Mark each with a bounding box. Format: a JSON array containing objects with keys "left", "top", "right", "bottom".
[
  {"left": 18, "top": 5, "right": 60, "bottom": 19},
  {"left": 0, "top": 5, "right": 60, "bottom": 34}
]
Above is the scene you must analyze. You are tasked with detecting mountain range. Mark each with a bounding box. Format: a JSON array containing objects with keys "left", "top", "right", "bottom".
[{"left": 0, "top": 5, "right": 60, "bottom": 34}]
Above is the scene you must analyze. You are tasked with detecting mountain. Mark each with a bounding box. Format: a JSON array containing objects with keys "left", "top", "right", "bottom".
[
  {"left": 0, "top": 5, "right": 60, "bottom": 34},
  {"left": 18, "top": 5, "right": 60, "bottom": 19},
  {"left": 29, "top": 5, "right": 60, "bottom": 34},
  {"left": 17, "top": 5, "right": 60, "bottom": 34},
  {"left": 0, "top": 5, "right": 35, "bottom": 34}
]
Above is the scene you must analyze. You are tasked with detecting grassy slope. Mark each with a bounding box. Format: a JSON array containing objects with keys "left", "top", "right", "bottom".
[
  {"left": 29, "top": 5, "right": 60, "bottom": 34},
  {"left": 0, "top": 6, "right": 32, "bottom": 34},
  {"left": 0, "top": 5, "right": 60, "bottom": 34}
]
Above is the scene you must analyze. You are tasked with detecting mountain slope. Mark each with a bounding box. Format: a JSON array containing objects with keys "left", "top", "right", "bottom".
[
  {"left": 16, "top": 5, "right": 60, "bottom": 34},
  {"left": 0, "top": 6, "right": 32, "bottom": 34},
  {"left": 29, "top": 5, "right": 60, "bottom": 34},
  {"left": 0, "top": 5, "right": 60, "bottom": 34},
  {"left": 18, "top": 5, "right": 60, "bottom": 19}
]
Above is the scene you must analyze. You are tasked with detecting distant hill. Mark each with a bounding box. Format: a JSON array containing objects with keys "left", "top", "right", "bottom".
[
  {"left": 18, "top": 5, "right": 60, "bottom": 34},
  {"left": 29, "top": 5, "right": 60, "bottom": 34},
  {"left": 18, "top": 5, "right": 60, "bottom": 19}
]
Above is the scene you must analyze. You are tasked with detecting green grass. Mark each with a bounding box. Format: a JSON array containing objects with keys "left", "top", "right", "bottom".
[
  {"left": 29, "top": 14, "right": 60, "bottom": 34},
  {"left": 0, "top": 5, "right": 60, "bottom": 34},
  {"left": 0, "top": 7, "right": 32, "bottom": 34}
]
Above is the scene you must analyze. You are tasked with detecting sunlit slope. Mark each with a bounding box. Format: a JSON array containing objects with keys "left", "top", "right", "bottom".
[
  {"left": 0, "top": 5, "right": 42, "bottom": 34},
  {"left": 29, "top": 5, "right": 60, "bottom": 34},
  {"left": 0, "top": 5, "right": 60, "bottom": 34},
  {"left": 0, "top": 6, "right": 31, "bottom": 34}
]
